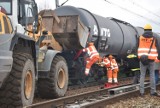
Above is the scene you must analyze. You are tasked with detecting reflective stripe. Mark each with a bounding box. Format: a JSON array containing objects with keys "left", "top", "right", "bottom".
[
  {"left": 85, "top": 68, "right": 89, "bottom": 71},
  {"left": 138, "top": 51, "right": 157, "bottom": 54},
  {"left": 138, "top": 53, "right": 158, "bottom": 56},
  {"left": 112, "top": 66, "right": 118, "bottom": 70},
  {"left": 138, "top": 48, "right": 157, "bottom": 52},
  {"left": 113, "top": 78, "right": 118, "bottom": 83},
  {"left": 85, "top": 68, "right": 89, "bottom": 75},
  {"left": 113, "top": 66, "right": 118, "bottom": 69},
  {"left": 102, "top": 60, "right": 109, "bottom": 65},
  {"left": 86, "top": 48, "right": 91, "bottom": 55},
  {"left": 102, "top": 61, "right": 109, "bottom": 65},
  {"left": 131, "top": 68, "right": 140, "bottom": 71},
  {"left": 90, "top": 51, "right": 98, "bottom": 56},
  {"left": 90, "top": 53, "right": 99, "bottom": 59},
  {"left": 127, "top": 54, "right": 137, "bottom": 58},
  {"left": 108, "top": 78, "right": 112, "bottom": 83},
  {"left": 102, "top": 58, "right": 110, "bottom": 65}
]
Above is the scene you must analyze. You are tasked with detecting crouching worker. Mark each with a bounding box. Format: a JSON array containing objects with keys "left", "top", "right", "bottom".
[
  {"left": 83, "top": 42, "right": 100, "bottom": 76},
  {"left": 102, "top": 55, "right": 119, "bottom": 87}
]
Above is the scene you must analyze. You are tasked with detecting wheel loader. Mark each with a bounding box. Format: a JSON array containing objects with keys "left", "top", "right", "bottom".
[
  {"left": 0, "top": 0, "right": 56, "bottom": 107},
  {"left": 0, "top": 0, "right": 38, "bottom": 107},
  {"left": 0, "top": 0, "right": 89, "bottom": 107}
]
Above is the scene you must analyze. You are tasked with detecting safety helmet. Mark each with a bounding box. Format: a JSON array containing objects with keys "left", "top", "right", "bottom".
[
  {"left": 88, "top": 42, "right": 94, "bottom": 46},
  {"left": 144, "top": 24, "right": 152, "bottom": 30},
  {"left": 108, "top": 54, "right": 113, "bottom": 58}
]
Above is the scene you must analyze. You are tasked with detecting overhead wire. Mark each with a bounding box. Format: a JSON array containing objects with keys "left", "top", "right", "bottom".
[
  {"left": 104, "top": 0, "right": 160, "bottom": 26},
  {"left": 127, "top": 0, "right": 160, "bottom": 18}
]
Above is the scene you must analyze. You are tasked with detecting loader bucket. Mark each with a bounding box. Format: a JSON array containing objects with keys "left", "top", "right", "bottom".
[{"left": 39, "top": 10, "right": 89, "bottom": 50}]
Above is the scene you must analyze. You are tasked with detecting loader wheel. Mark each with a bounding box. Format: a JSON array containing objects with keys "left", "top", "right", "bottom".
[
  {"left": 38, "top": 55, "right": 68, "bottom": 98},
  {"left": 0, "top": 53, "right": 35, "bottom": 107}
]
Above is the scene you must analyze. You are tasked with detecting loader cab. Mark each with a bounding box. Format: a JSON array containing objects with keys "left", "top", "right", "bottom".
[
  {"left": 0, "top": 12, "right": 13, "bottom": 34},
  {"left": 0, "top": 0, "right": 38, "bottom": 34},
  {"left": 18, "top": 0, "right": 38, "bottom": 26}
]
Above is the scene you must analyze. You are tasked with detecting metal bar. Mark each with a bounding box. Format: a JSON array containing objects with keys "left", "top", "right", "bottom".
[
  {"left": 108, "top": 84, "right": 137, "bottom": 95},
  {"left": 107, "top": 82, "right": 151, "bottom": 95}
]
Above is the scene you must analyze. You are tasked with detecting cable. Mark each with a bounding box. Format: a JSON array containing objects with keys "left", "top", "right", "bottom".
[
  {"left": 60, "top": 0, "right": 69, "bottom": 6},
  {"left": 127, "top": 0, "right": 160, "bottom": 18},
  {"left": 104, "top": 0, "right": 160, "bottom": 26}
]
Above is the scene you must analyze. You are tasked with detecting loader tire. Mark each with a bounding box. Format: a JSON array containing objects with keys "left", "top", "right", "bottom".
[
  {"left": 0, "top": 53, "right": 35, "bottom": 107},
  {"left": 38, "top": 55, "right": 68, "bottom": 98}
]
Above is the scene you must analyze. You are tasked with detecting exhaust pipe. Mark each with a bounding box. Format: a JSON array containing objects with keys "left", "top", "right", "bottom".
[{"left": 55, "top": 0, "right": 59, "bottom": 8}]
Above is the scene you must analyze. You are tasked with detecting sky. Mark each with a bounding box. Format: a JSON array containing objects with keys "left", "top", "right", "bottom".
[{"left": 35, "top": 0, "right": 160, "bottom": 32}]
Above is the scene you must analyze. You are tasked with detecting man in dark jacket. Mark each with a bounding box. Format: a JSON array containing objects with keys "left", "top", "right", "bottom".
[{"left": 126, "top": 54, "right": 140, "bottom": 84}]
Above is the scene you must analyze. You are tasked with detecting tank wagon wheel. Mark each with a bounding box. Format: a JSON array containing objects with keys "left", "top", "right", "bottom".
[
  {"left": 38, "top": 55, "right": 68, "bottom": 99},
  {"left": 0, "top": 53, "right": 35, "bottom": 107}
]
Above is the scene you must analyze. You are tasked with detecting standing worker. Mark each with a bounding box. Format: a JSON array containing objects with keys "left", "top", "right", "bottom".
[
  {"left": 138, "top": 24, "right": 160, "bottom": 97},
  {"left": 102, "top": 55, "right": 119, "bottom": 86},
  {"left": 126, "top": 54, "right": 140, "bottom": 84},
  {"left": 83, "top": 42, "right": 100, "bottom": 76}
]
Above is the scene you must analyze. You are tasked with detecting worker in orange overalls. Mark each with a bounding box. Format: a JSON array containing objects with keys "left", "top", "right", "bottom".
[
  {"left": 102, "top": 54, "right": 119, "bottom": 86},
  {"left": 83, "top": 42, "right": 100, "bottom": 76}
]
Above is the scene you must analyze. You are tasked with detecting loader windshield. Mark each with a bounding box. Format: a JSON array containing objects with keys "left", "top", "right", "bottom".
[
  {"left": 19, "top": 0, "right": 38, "bottom": 26},
  {"left": 0, "top": 0, "right": 12, "bottom": 15}
]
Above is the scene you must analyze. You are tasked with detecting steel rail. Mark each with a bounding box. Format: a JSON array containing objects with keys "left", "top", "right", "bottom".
[
  {"left": 26, "top": 83, "right": 137, "bottom": 108},
  {"left": 79, "top": 83, "right": 159, "bottom": 108},
  {"left": 29, "top": 77, "right": 150, "bottom": 108}
]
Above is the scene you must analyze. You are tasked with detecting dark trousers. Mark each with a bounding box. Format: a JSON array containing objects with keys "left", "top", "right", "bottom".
[
  {"left": 133, "top": 70, "right": 140, "bottom": 84},
  {"left": 155, "top": 70, "right": 159, "bottom": 84}
]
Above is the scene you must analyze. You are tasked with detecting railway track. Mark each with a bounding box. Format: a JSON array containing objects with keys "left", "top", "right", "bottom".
[
  {"left": 67, "top": 76, "right": 133, "bottom": 90},
  {"left": 33, "top": 77, "right": 134, "bottom": 103},
  {"left": 26, "top": 82, "right": 154, "bottom": 108}
]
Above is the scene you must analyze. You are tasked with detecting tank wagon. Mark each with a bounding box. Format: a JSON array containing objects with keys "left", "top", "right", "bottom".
[{"left": 38, "top": 5, "right": 143, "bottom": 84}]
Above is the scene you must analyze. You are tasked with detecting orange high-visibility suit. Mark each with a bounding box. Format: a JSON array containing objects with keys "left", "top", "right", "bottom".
[
  {"left": 83, "top": 42, "right": 100, "bottom": 76},
  {"left": 102, "top": 55, "right": 119, "bottom": 83}
]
